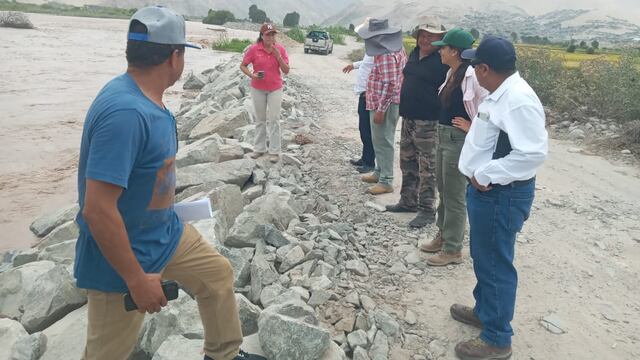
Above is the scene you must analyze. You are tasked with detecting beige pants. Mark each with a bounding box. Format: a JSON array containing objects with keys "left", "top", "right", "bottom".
[
  {"left": 251, "top": 87, "right": 283, "bottom": 154},
  {"left": 82, "top": 224, "right": 242, "bottom": 360}
]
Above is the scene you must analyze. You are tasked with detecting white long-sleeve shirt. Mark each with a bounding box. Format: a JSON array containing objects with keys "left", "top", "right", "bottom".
[
  {"left": 458, "top": 72, "right": 548, "bottom": 186},
  {"left": 353, "top": 54, "right": 374, "bottom": 95}
]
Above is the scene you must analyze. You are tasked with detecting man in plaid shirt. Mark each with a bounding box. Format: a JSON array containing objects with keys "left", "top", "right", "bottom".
[{"left": 357, "top": 19, "right": 408, "bottom": 195}]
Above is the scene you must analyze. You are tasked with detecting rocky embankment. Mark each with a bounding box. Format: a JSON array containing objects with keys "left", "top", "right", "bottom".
[{"left": 0, "top": 56, "right": 410, "bottom": 360}]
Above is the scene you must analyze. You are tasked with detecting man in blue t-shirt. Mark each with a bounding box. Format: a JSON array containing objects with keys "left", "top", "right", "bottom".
[{"left": 75, "top": 6, "right": 264, "bottom": 360}]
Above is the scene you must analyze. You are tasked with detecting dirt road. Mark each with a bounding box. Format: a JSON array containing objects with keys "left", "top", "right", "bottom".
[{"left": 289, "top": 39, "right": 640, "bottom": 359}]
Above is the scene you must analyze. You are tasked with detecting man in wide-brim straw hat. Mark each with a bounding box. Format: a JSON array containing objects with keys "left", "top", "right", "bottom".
[
  {"left": 356, "top": 18, "right": 408, "bottom": 195},
  {"left": 385, "top": 18, "right": 450, "bottom": 229}
]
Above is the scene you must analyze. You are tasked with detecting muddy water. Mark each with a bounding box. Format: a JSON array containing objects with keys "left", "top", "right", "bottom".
[{"left": 0, "top": 13, "right": 255, "bottom": 251}]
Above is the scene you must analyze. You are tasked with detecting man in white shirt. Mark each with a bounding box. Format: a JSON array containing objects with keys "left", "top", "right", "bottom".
[
  {"left": 343, "top": 52, "right": 375, "bottom": 173},
  {"left": 450, "top": 36, "right": 548, "bottom": 360}
]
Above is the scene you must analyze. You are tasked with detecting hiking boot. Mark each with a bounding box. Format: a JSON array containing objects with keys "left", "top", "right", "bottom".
[
  {"left": 357, "top": 165, "right": 375, "bottom": 173},
  {"left": 420, "top": 231, "right": 443, "bottom": 253},
  {"left": 426, "top": 251, "right": 463, "bottom": 266},
  {"left": 408, "top": 211, "right": 435, "bottom": 228},
  {"left": 205, "top": 350, "right": 267, "bottom": 360},
  {"left": 450, "top": 304, "right": 482, "bottom": 329},
  {"left": 385, "top": 203, "right": 417, "bottom": 213},
  {"left": 249, "top": 151, "right": 264, "bottom": 159},
  {"left": 368, "top": 183, "right": 393, "bottom": 195},
  {"left": 350, "top": 158, "right": 364, "bottom": 166},
  {"left": 268, "top": 154, "right": 280, "bottom": 163},
  {"left": 361, "top": 173, "right": 379, "bottom": 183},
  {"left": 454, "top": 337, "right": 512, "bottom": 360}
]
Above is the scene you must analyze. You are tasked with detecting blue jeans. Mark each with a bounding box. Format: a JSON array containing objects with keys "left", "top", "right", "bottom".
[{"left": 466, "top": 180, "right": 535, "bottom": 347}]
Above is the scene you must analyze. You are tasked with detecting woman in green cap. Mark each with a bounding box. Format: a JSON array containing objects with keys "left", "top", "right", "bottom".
[{"left": 420, "top": 28, "right": 488, "bottom": 266}]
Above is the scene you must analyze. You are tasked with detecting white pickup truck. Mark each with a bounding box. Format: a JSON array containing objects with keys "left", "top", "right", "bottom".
[{"left": 304, "top": 30, "right": 333, "bottom": 55}]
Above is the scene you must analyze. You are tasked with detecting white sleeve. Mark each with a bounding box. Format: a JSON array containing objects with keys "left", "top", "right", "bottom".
[
  {"left": 353, "top": 60, "right": 363, "bottom": 69},
  {"left": 474, "top": 104, "right": 548, "bottom": 186}
]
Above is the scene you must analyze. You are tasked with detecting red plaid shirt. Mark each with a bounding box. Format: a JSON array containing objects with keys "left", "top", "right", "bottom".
[{"left": 366, "top": 50, "right": 407, "bottom": 113}]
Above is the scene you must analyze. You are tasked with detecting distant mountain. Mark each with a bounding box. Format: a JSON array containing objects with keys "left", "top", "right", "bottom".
[
  {"left": 324, "top": 0, "right": 640, "bottom": 45},
  {"left": 20, "top": 0, "right": 359, "bottom": 24},
  {"left": 19, "top": 0, "right": 640, "bottom": 43}
]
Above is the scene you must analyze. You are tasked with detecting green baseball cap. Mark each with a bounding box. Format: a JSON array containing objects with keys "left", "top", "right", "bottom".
[{"left": 431, "top": 28, "right": 475, "bottom": 49}]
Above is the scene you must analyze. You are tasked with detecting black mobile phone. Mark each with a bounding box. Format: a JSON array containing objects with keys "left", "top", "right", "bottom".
[{"left": 123, "top": 280, "right": 179, "bottom": 312}]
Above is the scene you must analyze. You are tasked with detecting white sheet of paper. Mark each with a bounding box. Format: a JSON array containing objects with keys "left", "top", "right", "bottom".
[{"left": 174, "top": 198, "right": 213, "bottom": 222}]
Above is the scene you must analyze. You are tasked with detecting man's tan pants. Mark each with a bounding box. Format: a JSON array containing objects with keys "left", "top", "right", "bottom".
[{"left": 82, "top": 224, "right": 243, "bottom": 360}]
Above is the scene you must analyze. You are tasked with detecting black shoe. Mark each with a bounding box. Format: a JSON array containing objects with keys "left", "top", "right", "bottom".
[
  {"left": 409, "top": 211, "right": 435, "bottom": 228},
  {"left": 350, "top": 158, "right": 364, "bottom": 166},
  {"left": 385, "top": 203, "right": 418, "bottom": 213},
  {"left": 205, "top": 350, "right": 267, "bottom": 360},
  {"left": 357, "top": 165, "right": 375, "bottom": 173}
]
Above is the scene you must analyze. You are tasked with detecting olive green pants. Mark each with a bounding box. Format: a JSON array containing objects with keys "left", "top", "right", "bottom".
[{"left": 436, "top": 125, "right": 468, "bottom": 252}]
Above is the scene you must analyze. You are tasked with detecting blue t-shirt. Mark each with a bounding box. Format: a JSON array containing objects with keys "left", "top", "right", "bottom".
[{"left": 74, "top": 73, "right": 184, "bottom": 293}]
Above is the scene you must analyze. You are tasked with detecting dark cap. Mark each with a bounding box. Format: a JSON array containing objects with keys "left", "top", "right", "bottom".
[
  {"left": 461, "top": 36, "right": 516, "bottom": 70},
  {"left": 260, "top": 23, "right": 278, "bottom": 34}
]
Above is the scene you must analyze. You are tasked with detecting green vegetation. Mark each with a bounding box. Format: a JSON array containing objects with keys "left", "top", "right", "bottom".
[
  {"left": 283, "top": 11, "right": 299, "bottom": 27},
  {"left": 212, "top": 38, "right": 251, "bottom": 53},
  {"left": 0, "top": 1, "right": 136, "bottom": 19},
  {"left": 202, "top": 9, "right": 235, "bottom": 25},
  {"left": 248, "top": 4, "right": 267, "bottom": 24},
  {"left": 518, "top": 47, "right": 640, "bottom": 124},
  {"left": 285, "top": 27, "right": 305, "bottom": 43}
]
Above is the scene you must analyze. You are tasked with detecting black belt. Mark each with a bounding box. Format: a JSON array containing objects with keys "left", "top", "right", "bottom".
[{"left": 467, "top": 177, "right": 535, "bottom": 188}]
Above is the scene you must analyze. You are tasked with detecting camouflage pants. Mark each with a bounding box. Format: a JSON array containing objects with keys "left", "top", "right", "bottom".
[{"left": 399, "top": 118, "right": 438, "bottom": 212}]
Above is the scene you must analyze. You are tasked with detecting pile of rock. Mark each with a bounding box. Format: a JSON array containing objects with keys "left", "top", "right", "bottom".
[
  {"left": 1, "top": 56, "right": 401, "bottom": 359},
  {"left": 0, "top": 11, "right": 34, "bottom": 29}
]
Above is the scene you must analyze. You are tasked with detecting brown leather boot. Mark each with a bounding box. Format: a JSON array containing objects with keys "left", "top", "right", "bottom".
[
  {"left": 367, "top": 183, "right": 393, "bottom": 195},
  {"left": 420, "top": 232, "right": 443, "bottom": 253},
  {"left": 450, "top": 304, "right": 482, "bottom": 329},
  {"left": 361, "top": 173, "right": 379, "bottom": 183},
  {"left": 426, "top": 251, "right": 462, "bottom": 266},
  {"left": 454, "top": 337, "right": 512, "bottom": 360}
]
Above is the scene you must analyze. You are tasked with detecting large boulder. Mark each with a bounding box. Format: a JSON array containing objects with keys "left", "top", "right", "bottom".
[
  {"left": 177, "top": 159, "right": 255, "bottom": 191},
  {"left": 0, "top": 318, "right": 28, "bottom": 360},
  {"left": 40, "top": 306, "right": 87, "bottom": 360},
  {"left": 218, "top": 246, "right": 254, "bottom": 288},
  {"left": 37, "top": 239, "right": 76, "bottom": 265},
  {"left": 189, "top": 108, "right": 251, "bottom": 140},
  {"left": 236, "top": 293, "right": 261, "bottom": 336},
  {"left": 151, "top": 335, "right": 201, "bottom": 360},
  {"left": 225, "top": 192, "right": 299, "bottom": 248},
  {"left": 249, "top": 256, "right": 279, "bottom": 304},
  {"left": 208, "top": 184, "right": 245, "bottom": 231},
  {"left": 175, "top": 133, "right": 224, "bottom": 167},
  {"left": 183, "top": 72, "right": 206, "bottom": 90},
  {"left": 0, "top": 261, "right": 87, "bottom": 333},
  {"left": 11, "top": 332, "right": 47, "bottom": 360},
  {"left": 258, "top": 300, "right": 331, "bottom": 360},
  {"left": 29, "top": 203, "right": 79, "bottom": 238},
  {"left": 36, "top": 220, "right": 79, "bottom": 249},
  {"left": 0, "top": 11, "right": 34, "bottom": 29}
]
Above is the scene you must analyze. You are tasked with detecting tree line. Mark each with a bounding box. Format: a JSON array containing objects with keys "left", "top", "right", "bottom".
[{"left": 203, "top": 5, "right": 300, "bottom": 27}]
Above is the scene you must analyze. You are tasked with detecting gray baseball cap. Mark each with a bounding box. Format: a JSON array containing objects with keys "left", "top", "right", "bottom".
[{"left": 128, "top": 6, "right": 201, "bottom": 49}]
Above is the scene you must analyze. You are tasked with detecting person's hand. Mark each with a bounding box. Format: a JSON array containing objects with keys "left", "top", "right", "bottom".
[
  {"left": 470, "top": 176, "right": 492, "bottom": 192},
  {"left": 342, "top": 64, "right": 354, "bottom": 73},
  {"left": 452, "top": 117, "right": 471, "bottom": 133},
  {"left": 250, "top": 72, "right": 261, "bottom": 80},
  {"left": 373, "top": 112, "right": 384, "bottom": 124},
  {"left": 272, "top": 47, "right": 283, "bottom": 61},
  {"left": 126, "top": 273, "right": 167, "bottom": 314}
]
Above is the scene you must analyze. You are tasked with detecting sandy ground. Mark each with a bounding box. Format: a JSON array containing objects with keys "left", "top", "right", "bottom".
[
  {"left": 288, "top": 39, "right": 640, "bottom": 358},
  {"left": 0, "top": 13, "right": 256, "bottom": 251}
]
